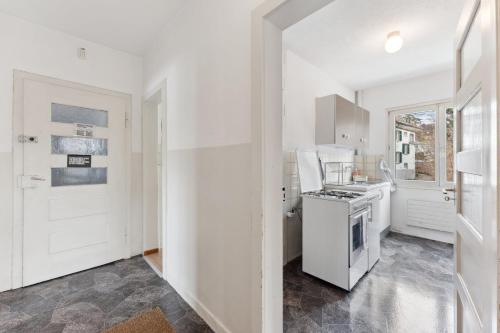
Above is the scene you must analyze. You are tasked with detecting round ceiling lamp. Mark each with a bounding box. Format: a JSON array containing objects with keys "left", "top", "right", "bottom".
[{"left": 385, "top": 31, "right": 403, "bottom": 54}]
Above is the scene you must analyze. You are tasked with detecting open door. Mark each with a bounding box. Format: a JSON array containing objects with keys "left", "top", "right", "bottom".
[{"left": 453, "top": 0, "right": 497, "bottom": 332}]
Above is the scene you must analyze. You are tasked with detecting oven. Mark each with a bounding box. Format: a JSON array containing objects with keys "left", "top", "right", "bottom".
[{"left": 349, "top": 205, "right": 368, "bottom": 267}]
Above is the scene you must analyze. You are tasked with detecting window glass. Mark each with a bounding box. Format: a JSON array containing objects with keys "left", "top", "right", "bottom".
[
  {"left": 460, "top": 8, "right": 481, "bottom": 85},
  {"left": 395, "top": 110, "right": 436, "bottom": 181},
  {"left": 51, "top": 103, "right": 108, "bottom": 127},
  {"left": 446, "top": 108, "right": 455, "bottom": 182},
  {"left": 51, "top": 168, "right": 107, "bottom": 187},
  {"left": 51, "top": 136, "right": 108, "bottom": 156}
]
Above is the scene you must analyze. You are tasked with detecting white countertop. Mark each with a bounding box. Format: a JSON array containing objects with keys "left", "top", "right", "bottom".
[{"left": 326, "top": 180, "right": 391, "bottom": 192}]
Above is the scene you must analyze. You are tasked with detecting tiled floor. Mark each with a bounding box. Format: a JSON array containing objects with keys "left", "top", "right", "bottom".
[
  {"left": 283, "top": 232, "right": 454, "bottom": 333},
  {"left": 0, "top": 257, "right": 212, "bottom": 333}
]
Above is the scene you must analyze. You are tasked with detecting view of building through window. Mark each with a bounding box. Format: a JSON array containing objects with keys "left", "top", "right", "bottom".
[{"left": 395, "top": 110, "right": 436, "bottom": 181}]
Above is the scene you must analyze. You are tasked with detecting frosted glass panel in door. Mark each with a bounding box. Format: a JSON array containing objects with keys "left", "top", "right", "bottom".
[
  {"left": 51, "top": 168, "right": 107, "bottom": 187},
  {"left": 51, "top": 103, "right": 108, "bottom": 127},
  {"left": 460, "top": 8, "right": 481, "bottom": 85},
  {"left": 51, "top": 136, "right": 108, "bottom": 155},
  {"left": 461, "top": 92, "right": 482, "bottom": 151},
  {"left": 460, "top": 173, "right": 482, "bottom": 234}
]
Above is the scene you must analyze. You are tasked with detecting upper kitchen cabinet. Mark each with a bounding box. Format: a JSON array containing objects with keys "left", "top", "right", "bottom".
[
  {"left": 356, "top": 106, "right": 370, "bottom": 150},
  {"left": 315, "top": 94, "right": 370, "bottom": 149}
]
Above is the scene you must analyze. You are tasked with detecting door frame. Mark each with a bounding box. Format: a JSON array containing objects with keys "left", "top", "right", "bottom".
[
  {"left": 12, "top": 70, "right": 133, "bottom": 289},
  {"left": 142, "top": 79, "right": 168, "bottom": 280},
  {"left": 251, "top": 1, "right": 336, "bottom": 331}
]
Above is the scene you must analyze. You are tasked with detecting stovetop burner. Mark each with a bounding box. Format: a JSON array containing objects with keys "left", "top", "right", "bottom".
[
  {"left": 324, "top": 191, "right": 363, "bottom": 199},
  {"left": 305, "top": 190, "right": 363, "bottom": 201}
]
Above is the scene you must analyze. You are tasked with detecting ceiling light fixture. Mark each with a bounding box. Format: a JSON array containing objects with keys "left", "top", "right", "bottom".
[{"left": 385, "top": 31, "right": 403, "bottom": 54}]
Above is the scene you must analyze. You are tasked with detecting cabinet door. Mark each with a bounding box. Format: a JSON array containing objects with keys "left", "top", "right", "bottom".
[
  {"left": 353, "top": 107, "right": 370, "bottom": 150},
  {"left": 315, "top": 95, "right": 336, "bottom": 145},
  {"left": 379, "top": 186, "right": 391, "bottom": 231},
  {"left": 354, "top": 106, "right": 364, "bottom": 149},
  {"left": 334, "top": 95, "right": 355, "bottom": 146}
]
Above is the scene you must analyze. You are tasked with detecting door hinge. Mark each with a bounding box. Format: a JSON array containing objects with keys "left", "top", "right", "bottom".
[{"left": 125, "top": 113, "right": 129, "bottom": 128}]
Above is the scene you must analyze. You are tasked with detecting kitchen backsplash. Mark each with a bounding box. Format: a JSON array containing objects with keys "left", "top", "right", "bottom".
[{"left": 283, "top": 148, "right": 385, "bottom": 213}]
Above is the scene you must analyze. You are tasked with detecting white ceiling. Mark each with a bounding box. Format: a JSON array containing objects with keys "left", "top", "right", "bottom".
[
  {"left": 284, "top": 0, "right": 465, "bottom": 90},
  {"left": 0, "top": 0, "right": 185, "bottom": 55}
]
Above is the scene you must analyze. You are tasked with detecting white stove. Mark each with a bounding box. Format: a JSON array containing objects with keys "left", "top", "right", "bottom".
[{"left": 296, "top": 150, "right": 375, "bottom": 291}]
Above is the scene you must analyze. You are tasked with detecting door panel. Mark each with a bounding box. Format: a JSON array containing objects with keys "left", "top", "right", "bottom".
[
  {"left": 22, "top": 78, "right": 128, "bottom": 286},
  {"left": 453, "top": 0, "right": 497, "bottom": 331}
]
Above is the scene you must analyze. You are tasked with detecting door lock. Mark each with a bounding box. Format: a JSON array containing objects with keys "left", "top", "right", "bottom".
[{"left": 18, "top": 135, "right": 38, "bottom": 143}]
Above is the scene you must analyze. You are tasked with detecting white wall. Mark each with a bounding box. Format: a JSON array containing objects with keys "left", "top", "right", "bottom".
[
  {"left": 283, "top": 50, "right": 355, "bottom": 151},
  {"left": 142, "top": 0, "right": 264, "bottom": 332},
  {"left": 359, "top": 70, "right": 454, "bottom": 157},
  {"left": 0, "top": 12, "right": 143, "bottom": 292},
  {"left": 359, "top": 70, "right": 455, "bottom": 243},
  {"left": 282, "top": 50, "right": 354, "bottom": 264}
]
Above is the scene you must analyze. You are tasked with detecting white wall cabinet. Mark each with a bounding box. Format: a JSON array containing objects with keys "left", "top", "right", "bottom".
[{"left": 315, "top": 94, "right": 370, "bottom": 149}]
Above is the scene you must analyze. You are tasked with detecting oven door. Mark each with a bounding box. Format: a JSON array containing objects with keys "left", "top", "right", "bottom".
[{"left": 349, "top": 209, "right": 368, "bottom": 267}]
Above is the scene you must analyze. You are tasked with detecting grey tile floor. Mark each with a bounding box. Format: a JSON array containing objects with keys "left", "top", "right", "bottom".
[
  {"left": 283, "top": 233, "right": 454, "bottom": 333},
  {"left": 0, "top": 256, "right": 213, "bottom": 333},
  {"left": 0, "top": 233, "right": 454, "bottom": 333}
]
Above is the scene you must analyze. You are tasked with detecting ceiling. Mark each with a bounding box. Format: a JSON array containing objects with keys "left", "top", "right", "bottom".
[
  {"left": 0, "top": 0, "right": 186, "bottom": 55},
  {"left": 284, "top": 0, "right": 465, "bottom": 90}
]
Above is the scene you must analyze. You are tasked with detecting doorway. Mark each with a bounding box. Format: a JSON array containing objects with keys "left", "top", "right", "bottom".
[
  {"left": 12, "top": 71, "right": 132, "bottom": 288},
  {"left": 252, "top": 0, "right": 498, "bottom": 331},
  {"left": 142, "top": 81, "right": 167, "bottom": 277}
]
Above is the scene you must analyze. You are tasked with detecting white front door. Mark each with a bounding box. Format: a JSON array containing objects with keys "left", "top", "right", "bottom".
[
  {"left": 18, "top": 73, "right": 129, "bottom": 286},
  {"left": 453, "top": 0, "right": 497, "bottom": 332}
]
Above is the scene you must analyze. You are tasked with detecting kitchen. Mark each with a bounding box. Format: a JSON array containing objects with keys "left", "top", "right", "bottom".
[{"left": 281, "top": 0, "right": 462, "bottom": 331}]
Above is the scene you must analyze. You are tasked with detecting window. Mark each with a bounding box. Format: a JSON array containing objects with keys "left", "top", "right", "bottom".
[
  {"left": 396, "top": 130, "right": 402, "bottom": 142},
  {"left": 402, "top": 144, "right": 410, "bottom": 155},
  {"left": 395, "top": 152, "right": 402, "bottom": 164},
  {"left": 389, "top": 102, "right": 455, "bottom": 187}
]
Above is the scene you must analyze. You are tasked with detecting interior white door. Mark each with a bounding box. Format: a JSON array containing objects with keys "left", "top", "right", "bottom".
[
  {"left": 453, "top": 0, "right": 497, "bottom": 332},
  {"left": 21, "top": 77, "right": 129, "bottom": 286}
]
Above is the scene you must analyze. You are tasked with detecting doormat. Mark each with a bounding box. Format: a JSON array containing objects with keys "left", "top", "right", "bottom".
[{"left": 103, "top": 307, "right": 175, "bottom": 333}]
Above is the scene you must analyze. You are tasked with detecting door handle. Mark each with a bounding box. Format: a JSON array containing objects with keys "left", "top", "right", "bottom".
[
  {"left": 20, "top": 175, "right": 46, "bottom": 189},
  {"left": 442, "top": 188, "right": 456, "bottom": 202}
]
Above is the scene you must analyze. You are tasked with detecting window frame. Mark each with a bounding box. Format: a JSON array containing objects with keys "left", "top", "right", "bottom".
[{"left": 388, "top": 100, "right": 454, "bottom": 189}]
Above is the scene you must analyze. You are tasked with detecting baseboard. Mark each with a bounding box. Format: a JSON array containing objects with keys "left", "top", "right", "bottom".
[
  {"left": 284, "top": 251, "right": 302, "bottom": 265},
  {"left": 144, "top": 248, "right": 159, "bottom": 256},
  {"left": 390, "top": 226, "right": 454, "bottom": 244},
  {"left": 167, "top": 275, "right": 231, "bottom": 333}
]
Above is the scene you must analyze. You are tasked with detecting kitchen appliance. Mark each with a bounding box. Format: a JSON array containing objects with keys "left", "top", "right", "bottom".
[
  {"left": 298, "top": 149, "right": 371, "bottom": 291},
  {"left": 301, "top": 190, "right": 370, "bottom": 291}
]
